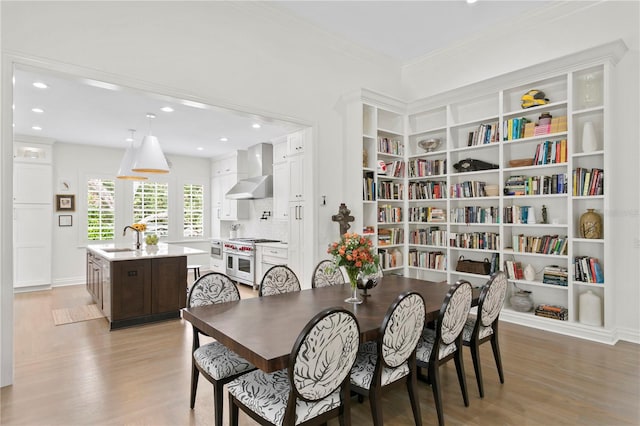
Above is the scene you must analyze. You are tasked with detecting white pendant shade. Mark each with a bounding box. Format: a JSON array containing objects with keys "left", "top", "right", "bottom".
[
  {"left": 117, "top": 142, "right": 148, "bottom": 180},
  {"left": 131, "top": 135, "right": 170, "bottom": 174}
]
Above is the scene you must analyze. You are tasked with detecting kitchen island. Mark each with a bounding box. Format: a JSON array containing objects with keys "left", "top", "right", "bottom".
[{"left": 87, "top": 243, "right": 205, "bottom": 330}]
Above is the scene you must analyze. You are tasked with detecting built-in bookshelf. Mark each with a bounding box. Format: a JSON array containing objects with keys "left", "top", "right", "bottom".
[{"left": 350, "top": 42, "right": 625, "bottom": 343}]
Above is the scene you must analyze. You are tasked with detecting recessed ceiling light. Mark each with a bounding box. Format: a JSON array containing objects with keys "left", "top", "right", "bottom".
[
  {"left": 146, "top": 113, "right": 157, "bottom": 119},
  {"left": 220, "top": 137, "right": 228, "bottom": 142},
  {"left": 181, "top": 100, "right": 208, "bottom": 109},
  {"left": 82, "top": 79, "right": 120, "bottom": 91},
  {"left": 467, "top": 0, "right": 478, "bottom": 4},
  {"left": 160, "top": 106, "right": 174, "bottom": 113},
  {"left": 197, "top": 147, "right": 204, "bottom": 151},
  {"left": 33, "top": 82, "right": 48, "bottom": 89},
  {"left": 252, "top": 123, "right": 261, "bottom": 129},
  {"left": 32, "top": 125, "right": 42, "bottom": 131},
  {"left": 32, "top": 107, "right": 44, "bottom": 113}
]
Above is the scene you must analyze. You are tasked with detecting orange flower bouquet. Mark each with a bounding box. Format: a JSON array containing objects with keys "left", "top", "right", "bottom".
[{"left": 327, "top": 232, "right": 379, "bottom": 303}]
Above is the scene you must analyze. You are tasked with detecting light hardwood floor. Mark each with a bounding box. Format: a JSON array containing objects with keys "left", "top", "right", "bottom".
[{"left": 1, "top": 282, "right": 639, "bottom": 425}]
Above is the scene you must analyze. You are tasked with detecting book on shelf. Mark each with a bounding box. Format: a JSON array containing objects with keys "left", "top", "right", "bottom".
[
  {"left": 534, "top": 304, "right": 568, "bottom": 320},
  {"left": 572, "top": 168, "right": 604, "bottom": 196},
  {"left": 542, "top": 265, "right": 568, "bottom": 286},
  {"left": 574, "top": 256, "right": 604, "bottom": 283},
  {"left": 378, "top": 137, "right": 404, "bottom": 156},
  {"left": 504, "top": 260, "right": 524, "bottom": 280}
]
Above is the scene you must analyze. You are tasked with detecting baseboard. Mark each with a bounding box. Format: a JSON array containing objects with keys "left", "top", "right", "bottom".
[
  {"left": 52, "top": 276, "right": 85, "bottom": 287},
  {"left": 616, "top": 327, "right": 640, "bottom": 344},
  {"left": 13, "top": 284, "right": 52, "bottom": 294},
  {"left": 500, "top": 310, "right": 617, "bottom": 345}
]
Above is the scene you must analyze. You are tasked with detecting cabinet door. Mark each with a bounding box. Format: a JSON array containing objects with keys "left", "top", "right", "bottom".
[
  {"left": 273, "top": 162, "right": 289, "bottom": 220},
  {"left": 13, "top": 204, "right": 52, "bottom": 288},
  {"left": 273, "top": 140, "right": 288, "bottom": 164},
  {"left": 151, "top": 256, "right": 187, "bottom": 313},
  {"left": 288, "top": 202, "right": 304, "bottom": 281},
  {"left": 111, "top": 260, "right": 152, "bottom": 320},
  {"left": 14, "top": 163, "right": 52, "bottom": 204},
  {"left": 220, "top": 173, "right": 249, "bottom": 220},
  {"left": 287, "top": 131, "right": 304, "bottom": 155},
  {"left": 211, "top": 176, "right": 223, "bottom": 236},
  {"left": 288, "top": 155, "right": 304, "bottom": 201}
]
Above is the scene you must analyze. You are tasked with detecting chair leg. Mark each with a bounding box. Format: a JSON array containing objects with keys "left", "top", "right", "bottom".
[
  {"left": 491, "top": 335, "right": 505, "bottom": 384},
  {"left": 228, "top": 393, "right": 239, "bottom": 426},
  {"left": 429, "top": 363, "right": 445, "bottom": 426},
  {"left": 368, "top": 386, "right": 384, "bottom": 426},
  {"left": 407, "top": 373, "right": 422, "bottom": 426},
  {"left": 214, "top": 381, "right": 224, "bottom": 426},
  {"left": 469, "top": 342, "right": 484, "bottom": 398},
  {"left": 454, "top": 350, "right": 469, "bottom": 407},
  {"left": 190, "top": 361, "right": 199, "bottom": 409}
]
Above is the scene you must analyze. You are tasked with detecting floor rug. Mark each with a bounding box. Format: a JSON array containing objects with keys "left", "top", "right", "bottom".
[{"left": 52, "top": 304, "right": 104, "bottom": 325}]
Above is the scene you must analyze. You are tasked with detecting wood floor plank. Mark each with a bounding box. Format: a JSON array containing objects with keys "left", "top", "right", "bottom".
[{"left": 1, "top": 284, "right": 638, "bottom": 425}]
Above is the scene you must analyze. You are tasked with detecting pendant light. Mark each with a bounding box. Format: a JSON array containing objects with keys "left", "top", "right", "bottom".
[
  {"left": 117, "top": 129, "right": 148, "bottom": 180},
  {"left": 132, "top": 113, "right": 170, "bottom": 174}
]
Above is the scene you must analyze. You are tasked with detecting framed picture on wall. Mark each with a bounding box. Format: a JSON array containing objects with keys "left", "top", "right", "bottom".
[
  {"left": 58, "top": 215, "right": 73, "bottom": 227},
  {"left": 56, "top": 194, "right": 75, "bottom": 212}
]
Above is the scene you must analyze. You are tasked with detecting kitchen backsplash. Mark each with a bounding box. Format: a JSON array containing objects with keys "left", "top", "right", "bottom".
[{"left": 220, "top": 198, "right": 288, "bottom": 242}]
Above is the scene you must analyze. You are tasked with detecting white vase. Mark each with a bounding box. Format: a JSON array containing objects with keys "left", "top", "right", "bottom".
[
  {"left": 524, "top": 264, "right": 535, "bottom": 281},
  {"left": 582, "top": 122, "right": 598, "bottom": 153},
  {"left": 579, "top": 290, "right": 602, "bottom": 326}
]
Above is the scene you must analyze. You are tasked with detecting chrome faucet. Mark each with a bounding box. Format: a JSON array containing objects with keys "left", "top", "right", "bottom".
[{"left": 123, "top": 226, "right": 142, "bottom": 249}]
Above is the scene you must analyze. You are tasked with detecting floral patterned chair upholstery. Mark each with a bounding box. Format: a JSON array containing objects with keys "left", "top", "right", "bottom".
[
  {"left": 259, "top": 265, "right": 301, "bottom": 297},
  {"left": 187, "top": 272, "right": 255, "bottom": 426},
  {"left": 227, "top": 307, "right": 360, "bottom": 426},
  {"left": 311, "top": 260, "right": 345, "bottom": 288},
  {"left": 350, "top": 291, "right": 426, "bottom": 426},
  {"left": 415, "top": 280, "right": 473, "bottom": 426},
  {"left": 462, "top": 271, "right": 508, "bottom": 398}
]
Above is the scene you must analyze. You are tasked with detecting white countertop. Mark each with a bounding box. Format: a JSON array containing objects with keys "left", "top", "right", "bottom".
[{"left": 88, "top": 243, "right": 205, "bottom": 261}]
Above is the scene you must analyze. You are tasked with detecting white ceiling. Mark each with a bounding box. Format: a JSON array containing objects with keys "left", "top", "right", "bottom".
[{"left": 12, "top": 1, "right": 553, "bottom": 158}]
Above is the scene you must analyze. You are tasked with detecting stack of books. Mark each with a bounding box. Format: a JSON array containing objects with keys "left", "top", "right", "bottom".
[
  {"left": 535, "top": 304, "right": 568, "bottom": 320},
  {"left": 542, "top": 265, "right": 569, "bottom": 286}
]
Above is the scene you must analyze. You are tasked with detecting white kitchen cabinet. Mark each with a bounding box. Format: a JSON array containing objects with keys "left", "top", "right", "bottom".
[
  {"left": 255, "top": 243, "right": 288, "bottom": 287},
  {"left": 272, "top": 161, "right": 289, "bottom": 221},
  {"left": 210, "top": 151, "right": 249, "bottom": 225},
  {"left": 288, "top": 154, "right": 304, "bottom": 201},
  {"left": 287, "top": 130, "right": 305, "bottom": 155},
  {"left": 272, "top": 138, "right": 288, "bottom": 163},
  {"left": 288, "top": 201, "right": 305, "bottom": 287},
  {"left": 13, "top": 139, "right": 54, "bottom": 290}
]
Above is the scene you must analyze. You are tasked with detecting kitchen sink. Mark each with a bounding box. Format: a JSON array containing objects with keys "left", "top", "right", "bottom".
[{"left": 102, "top": 247, "right": 136, "bottom": 253}]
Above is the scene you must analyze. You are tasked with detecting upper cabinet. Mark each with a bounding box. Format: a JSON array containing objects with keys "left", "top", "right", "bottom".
[
  {"left": 287, "top": 130, "right": 305, "bottom": 156},
  {"left": 14, "top": 140, "right": 53, "bottom": 164},
  {"left": 210, "top": 151, "right": 249, "bottom": 222},
  {"left": 272, "top": 140, "right": 289, "bottom": 221}
]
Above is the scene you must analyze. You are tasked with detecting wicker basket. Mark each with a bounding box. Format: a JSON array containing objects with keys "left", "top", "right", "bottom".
[
  {"left": 485, "top": 184, "right": 499, "bottom": 196},
  {"left": 509, "top": 158, "right": 534, "bottom": 167}
]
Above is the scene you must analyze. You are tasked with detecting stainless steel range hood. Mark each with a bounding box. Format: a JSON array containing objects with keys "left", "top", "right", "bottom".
[{"left": 225, "top": 143, "right": 274, "bottom": 199}]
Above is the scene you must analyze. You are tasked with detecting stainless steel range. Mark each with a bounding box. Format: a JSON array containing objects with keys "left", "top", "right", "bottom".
[{"left": 224, "top": 238, "right": 280, "bottom": 287}]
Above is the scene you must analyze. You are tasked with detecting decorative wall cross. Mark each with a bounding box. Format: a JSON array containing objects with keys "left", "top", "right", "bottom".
[{"left": 331, "top": 203, "right": 355, "bottom": 237}]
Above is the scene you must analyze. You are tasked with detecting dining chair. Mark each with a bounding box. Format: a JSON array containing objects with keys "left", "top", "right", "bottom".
[
  {"left": 350, "top": 291, "right": 426, "bottom": 426},
  {"left": 415, "top": 280, "right": 473, "bottom": 426},
  {"left": 259, "top": 264, "right": 301, "bottom": 296},
  {"left": 187, "top": 272, "right": 256, "bottom": 426},
  {"left": 311, "top": 259, "right": 346, "bottom": 288},
  {"left": 227, "top": 307, "right": 360, "bottom": 426},
  {"left": 462, "top": 271, "right": 508, "bottom": 398}
]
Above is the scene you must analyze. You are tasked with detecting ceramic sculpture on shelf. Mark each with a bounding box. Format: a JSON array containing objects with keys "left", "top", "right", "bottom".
[
  {"left": 579, "top": 209, "right": 603, "bottom": 239},
  {"left": 524, "top": 264, "right": 535, "bottom": 281},
  {"left": 582, "top": 121, "right": 598, "bottom": 153}
]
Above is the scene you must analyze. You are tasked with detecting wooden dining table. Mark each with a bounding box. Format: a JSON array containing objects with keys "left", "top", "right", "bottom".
[{"left": 182, "top": 275, "right": 478, "bottom": 373}]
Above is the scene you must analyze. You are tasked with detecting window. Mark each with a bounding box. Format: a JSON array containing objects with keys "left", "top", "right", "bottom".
[
  {"left": 133, "top": 182, "right": 169, "bottom": 237},
  {"left": 87, "top": 178, "right": 115, "bottom": 240},
  {"left": 184, "top": 184, "right": 204, "bottom": 237}
]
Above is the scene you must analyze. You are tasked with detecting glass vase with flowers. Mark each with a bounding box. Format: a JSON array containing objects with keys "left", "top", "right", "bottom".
[{"left": 327, "top": 232, "right": 379, "bottom": 304}]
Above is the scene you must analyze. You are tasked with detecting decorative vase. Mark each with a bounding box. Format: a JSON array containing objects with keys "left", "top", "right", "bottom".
[
  {"left": 510, "top": 290, "right": 534, "bottom": 312},
  {"left": 524, "top": 264, "right": 535, "bottom": 281},
  {"left": 357, "top": 267, "right": 383, "bottom": 297},
  {"left": 344, "top": 267, "right": 363, "bottom": 304},
  {"left": 579, "top": 290, "right": 602, "bottom": 326},
  {"left": 581, "top": 121, "right": 598, "bottom": 153},
  {"left": 579, "top": 209, "right": 603, "bottom": 239}
]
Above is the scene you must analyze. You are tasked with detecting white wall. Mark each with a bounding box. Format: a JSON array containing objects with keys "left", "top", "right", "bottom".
[
  {"left": 401, "top": 1, "right": 640, "bottom": 340},
  {"left": 51, "top": 142, "right": 211, "bottom": 285}
]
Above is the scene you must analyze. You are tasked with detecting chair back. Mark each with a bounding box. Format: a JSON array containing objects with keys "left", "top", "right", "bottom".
[
  {"left": 380, "top": 291, "right": 426, "bottom": 368},
  {"left": 289, "top": 307, "right": 360, "bottom": 402},
  {"left": 259, "top": 265, "right": 301, "bottom": 297},
  {"left": 312, "top": 260, "right": 345, "bottom": 288},
  {"left": 187, "top": 272, "right": 240, "bottom": 307},
  {"left": 479, "top": 272, "right": 508, "bottom": 327},
  {"left": 431, "top": 281, "right": 473, "bottom": 362}
]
